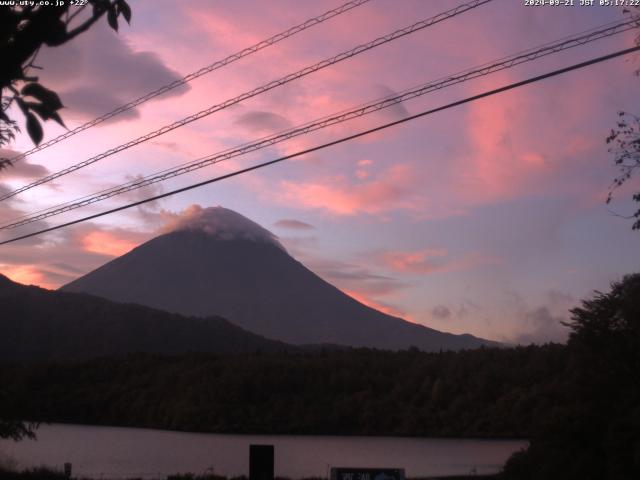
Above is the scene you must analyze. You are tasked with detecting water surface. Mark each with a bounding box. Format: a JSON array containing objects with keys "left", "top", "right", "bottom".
[{"left": 0, "top": 424, "right": 527, "bottom": 479}]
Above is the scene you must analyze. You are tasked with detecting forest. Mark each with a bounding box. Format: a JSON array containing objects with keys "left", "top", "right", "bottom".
[{"left": 0, "top": 344, "right": 566, "bottom": 438}]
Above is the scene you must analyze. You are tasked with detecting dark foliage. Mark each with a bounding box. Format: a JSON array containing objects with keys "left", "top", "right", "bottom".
[
  {"left": 0, "top": 420, "right": 36, "bottom": 441},
  {"left": 606, "top": 112, "right": 640, "bottom": 229},
  {"left": 0, "top": 345, "right": 567, "bottom": 438},
  {"left": 503, "top": 273, "right": 640, "bottom": 479},
  {"left": 0, "top": 467, "right": 68, "bottom": 480},
  {"left": 0, "top": 471, "right": 493, "bottom": 480}
]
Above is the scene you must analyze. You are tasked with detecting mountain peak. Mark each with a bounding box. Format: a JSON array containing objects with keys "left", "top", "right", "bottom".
[{"left": 164, "top": 205, "right": 284, "bottom": 250}]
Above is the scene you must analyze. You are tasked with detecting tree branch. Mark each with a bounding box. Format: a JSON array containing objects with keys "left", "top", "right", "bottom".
[
  {"left": 607, "top": 207, "right": 636, "bottom": 220},
  {"left": 63, "top": 1, "right": 116, "bottom": 42},
  {"left": 66, "top": 3, "right": 88, "bottom": 26}
]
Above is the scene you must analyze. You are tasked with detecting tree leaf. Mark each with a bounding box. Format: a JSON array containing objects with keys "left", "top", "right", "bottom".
[
  {"left": 25, "top": 102, "right": 66, "bottom": 128},
  {"left": 42, "top": 18, "right": 68, "bottom": 46},
  {"left": 21, "top": 83, "right": 63, "bottom": 111},
  {"left": 48, "top": 111, "right": 66, "bottom": 128},
  {"left": 25, "top": 112, "right": 43, "bottom": 146},
  {"left": 107, "top": 7, "right": 118, "bottom": 31},
  {"left": 117, "top": 0, "right": 132, "bottom": 24}
]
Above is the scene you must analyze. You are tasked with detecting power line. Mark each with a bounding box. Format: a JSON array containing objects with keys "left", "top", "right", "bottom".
[
  {"left": 0, "top": 0, "right": 493, "bottom": 202},
  {"left": 5, "top": 0, "right": 372, "bottom": 165},
  {"left": 2, "top": 16, "right": 637, "bottom": 231},
  {"left": 2, "top": 44, "right": 637, "bottom": 247}
]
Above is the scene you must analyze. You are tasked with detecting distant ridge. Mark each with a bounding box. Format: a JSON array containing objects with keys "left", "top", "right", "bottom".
[
  {"left": 62, "top": 206, "right": 499, "bottom": 351},
  {"left": 0, "top": 274, "right": 292, "bottom": 362}
]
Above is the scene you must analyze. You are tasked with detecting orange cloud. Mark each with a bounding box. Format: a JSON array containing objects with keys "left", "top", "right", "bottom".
[
  {"left": 82, "top": 231, "right": 139, "bottom": 257},
  {"left": 343, "top": 289, "right": 411, "bottom": 321},
  {"left": 1, "top": 264, "right": 52, "bottom": 289}
]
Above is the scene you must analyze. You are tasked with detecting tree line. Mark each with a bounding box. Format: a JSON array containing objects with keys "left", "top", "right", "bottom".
[{"left": 0, "top": 344, "right": 567, "bottom": 439}]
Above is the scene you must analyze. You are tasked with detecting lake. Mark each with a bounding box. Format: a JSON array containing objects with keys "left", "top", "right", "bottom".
[{"left": 0, "top": 424, "right": 527, "bottom": 479}]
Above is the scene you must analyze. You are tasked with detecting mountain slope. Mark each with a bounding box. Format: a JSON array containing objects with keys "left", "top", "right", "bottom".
[
  {"left": 62, "top": 207, "right": 498, "bottom": 351},
  {"left": 0, "top": 274, "right": 292, "bottom": 362}
]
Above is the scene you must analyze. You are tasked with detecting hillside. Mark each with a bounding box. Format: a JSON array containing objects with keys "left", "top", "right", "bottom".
[{"left": 0, "top": 274, "right": 292, "bottom": 362}]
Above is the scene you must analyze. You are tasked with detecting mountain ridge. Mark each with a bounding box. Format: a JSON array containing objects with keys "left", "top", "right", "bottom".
[{"left": 0, "top": 274, "right": 293, "bottom": 362}]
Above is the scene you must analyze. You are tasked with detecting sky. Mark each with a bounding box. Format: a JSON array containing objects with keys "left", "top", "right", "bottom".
[{"left": 1, "top": 0, "right": 639, "bottom": 344}]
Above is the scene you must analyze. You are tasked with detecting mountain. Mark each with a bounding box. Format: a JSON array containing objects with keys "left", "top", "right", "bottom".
[
  {"left": 0, "top": 274, "right": 292, "bottom": 362},
  {"left": 62, "top": 207, "right": 499, "bottom": 351}
]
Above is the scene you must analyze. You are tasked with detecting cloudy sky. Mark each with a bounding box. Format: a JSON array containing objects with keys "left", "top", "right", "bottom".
[{"left": 1, "top": 0, "right": 639, "bottom": 344}]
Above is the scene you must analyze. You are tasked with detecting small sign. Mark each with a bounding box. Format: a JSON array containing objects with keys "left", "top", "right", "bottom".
[{"left": 331, "top": 467, "right": 405, "bottom": 480}]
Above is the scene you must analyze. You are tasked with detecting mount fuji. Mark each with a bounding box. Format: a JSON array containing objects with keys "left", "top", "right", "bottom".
[{"left": 62, "top": 207, "right": 498, "bottom": 351}]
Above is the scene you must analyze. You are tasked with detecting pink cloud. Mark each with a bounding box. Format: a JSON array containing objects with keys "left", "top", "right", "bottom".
[
  {"left": 380, "top": 248, "right": 448, "bottom": 273},
  {"left": 0, "top": 149, "right": 50, "bottom": 180},
  {"left": 377, "top": 248, "right": 501, "bottom": 275},
  {"left": 81, "top": 231, "right": 140, "bottom": 257},
  {"left": 456, "top": 90, "right": 553, "bottom": 202},
  {"left": 447, "top": 59, "right": 626, "bottom": 207},
  {"left": 275, "top": 163, "right": 425, "bottom": 216}
]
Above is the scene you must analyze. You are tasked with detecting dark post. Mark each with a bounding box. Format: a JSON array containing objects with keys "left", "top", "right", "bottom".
[
  {"left": 249, "top": 444, "right": 274, "bottom": 480},
  {"left": 63, "top": 463, "right": 72, "bottom": 478}
]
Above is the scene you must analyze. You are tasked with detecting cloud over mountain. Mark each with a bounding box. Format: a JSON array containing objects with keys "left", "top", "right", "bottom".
[{"left": 162, "top": 205, "right": 284, "bottom": 249}]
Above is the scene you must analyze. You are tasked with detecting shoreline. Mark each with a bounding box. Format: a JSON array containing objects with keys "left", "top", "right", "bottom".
[
  {"left": 11, "top": 422, "right": 529, "bottom": 443},
  {"left": 0, "top": 468, "right": 500, "bottom": 480}
]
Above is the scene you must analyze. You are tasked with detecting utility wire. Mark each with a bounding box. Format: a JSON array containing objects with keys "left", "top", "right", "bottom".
[
  {"left": 2, "top": 44, "right": 638, "bottom": 246},
  {"left": 1, "top": 16, "right": 637, "bottom": 230},
  {"left": 5, "top": 0, "right": 372, "bottom": 165},
  {"left": 0, "top": 0, "right": 492, "bottom": 202}
]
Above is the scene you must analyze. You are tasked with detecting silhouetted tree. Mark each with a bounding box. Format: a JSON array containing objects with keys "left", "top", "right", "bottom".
[
  {"left": 0, "top": 0, "right": 131, "bottom": 168},
  {"left": 566, "top": 273, "right": 640, "bottom": 359},
  {"left": 0, "top": 380, "right": 37, "bottom": 440},
  {"left": 503, "top": 274, "right": 640, "bottom": 480},
  {"left": 606, "top": 8, "right": 640, "bottom": 230},
  {"left": 607, "top": 112, "right": 640, "bottom": 230}
]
